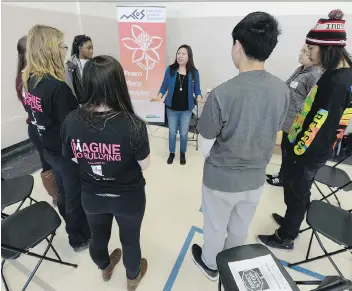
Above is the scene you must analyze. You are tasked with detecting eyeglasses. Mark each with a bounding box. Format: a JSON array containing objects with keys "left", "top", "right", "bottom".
[{"left": 59, "top": 45, "right": 68, "bottom": 51}]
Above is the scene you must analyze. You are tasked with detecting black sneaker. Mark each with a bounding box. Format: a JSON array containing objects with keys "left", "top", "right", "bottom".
[
  {"left": 272, "top": 213, "right": 285, "bottom": 226},
  {"left": 191, "top": 244, "right": 219, "bottom": 281},
  {"left": 167, "top": 153, "right": 175, "bottom": 165},
  {"left": 266, "top": 176, "right": 283, "bottom": 187},
  {"left": 73, "top": 239, "right": 90, "bottom": 253},
  {"left": 257, "top": 230, "right": 294, "bottom": 250},
  {"left": 180, "top": 153, "right": 186, "bottom": 165}
]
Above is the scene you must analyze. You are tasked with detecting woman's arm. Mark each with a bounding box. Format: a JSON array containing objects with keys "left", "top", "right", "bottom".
[
  {"left": 194, "top": 70, "right": 202, "bottom": 98},
  {"left": 138, "top": 155, "right": 150, "bottom": 171},
  {"left": 159, "top": 68, "right": 169, "bottom": 96},
  {"left": 54, "top": 83, "right": 79, "bottom": 124},
  {"left": 151, "top": 68, "right": 169, "bottom": 101},
  {"left": 200, "top": 135, "right": 216, "bottom": 158}
]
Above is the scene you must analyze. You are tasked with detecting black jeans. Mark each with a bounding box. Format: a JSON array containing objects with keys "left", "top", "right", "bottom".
[
  {"left": 43, "top": 150, "right": 91, "bottom": 248},
  {"left": 278, "top": 132, "right": 289, "bottom": 180},
  {"left": 82, "top": 188, "right": 145, "bottom": 279},
  {"left": 28, "top": 123, "right": 52, "bottom": 172},
  {"left": 278, "top": 158, "right": 323, "bottom": 240}
]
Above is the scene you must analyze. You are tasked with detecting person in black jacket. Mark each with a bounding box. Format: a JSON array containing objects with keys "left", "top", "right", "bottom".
[
  {"left": 65, "top": 35, "right": 93, "bottom": 103},
  {"left": 61, "top": 56, "right": 149, "bottom": 289},
  {"left": 258, "top": 9, "right": 352, "bottom": 250},
  {"left": 23, "top": 25, "right": 91, "bottom": 252}
]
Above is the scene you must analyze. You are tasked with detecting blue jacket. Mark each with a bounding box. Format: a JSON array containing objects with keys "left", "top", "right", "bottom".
[{"left": 159, "top": 67, "right": 201, "bottom": 111}]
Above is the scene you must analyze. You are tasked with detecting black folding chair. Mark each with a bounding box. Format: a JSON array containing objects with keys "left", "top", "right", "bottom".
[
  {"left": 288, "top": 200, "right": 352, "bottom": 278},
  {"left": 1, "top": 175, "right": 37, "bottom": 219},
  {"left": 300, "top": 180, "right": 352, "bottom": 234},
  {"left": 216, "top": 244, "right": 299, "bottom": 291},
  {"left": 217, "top": 244, "right": 352, "bottom": 291},
  {"left": 188, "top": 99, "right": 199, "bottom": 151},
  {"left": 1, "top": 201, "right": 77, "bottom": 291},
  {"left": 313, "top": 152, "right": 352, "bottom": 208}
]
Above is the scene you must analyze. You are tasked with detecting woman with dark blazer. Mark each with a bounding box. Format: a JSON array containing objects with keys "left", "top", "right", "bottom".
[{"left": 152, "top": 44, "right": 202, "bottom": 165}]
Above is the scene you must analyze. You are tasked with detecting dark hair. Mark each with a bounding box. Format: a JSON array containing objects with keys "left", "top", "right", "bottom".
[
  {"left": 169, "top": 45, "right": 197, "bottom": 80},
  {"left": 80, "top": 55, "right": 136, "bottom": 122},
  {"left": 318, "top": 46, "right": 352, "bottom": 72},
  {"left": 232, "top": 12, "right": 281, "bottom": 61},
  {"left": 17, "top": 36, "right": 27, "bottom": 75},
  {"left": 71, "top": 34, "right": 92, "bottom": 57}
]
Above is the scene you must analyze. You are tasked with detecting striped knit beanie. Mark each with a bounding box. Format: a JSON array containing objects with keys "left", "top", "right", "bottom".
[{"left": 306, "top": 9, "right": 346, "bottom": 47}]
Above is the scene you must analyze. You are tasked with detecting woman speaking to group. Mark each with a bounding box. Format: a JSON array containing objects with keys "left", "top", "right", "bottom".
[{"left": 152, "top": 45, "right": 202, "bottom": 165}]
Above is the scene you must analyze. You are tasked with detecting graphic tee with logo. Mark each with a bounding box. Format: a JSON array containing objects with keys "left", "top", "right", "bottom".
[
  {"left": 61, "top": 110, "right": 150, "bottom": 195},
  {"left": 288, "top": 68, "right": 352, "bottom": 164},
  {"left": 23, "top": 75, "right": 79, "bottom": 155}
]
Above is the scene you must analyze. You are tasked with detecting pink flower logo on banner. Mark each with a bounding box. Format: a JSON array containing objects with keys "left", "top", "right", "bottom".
[{"left": 122, "top": 25, "right": 163, "bottom": 80}]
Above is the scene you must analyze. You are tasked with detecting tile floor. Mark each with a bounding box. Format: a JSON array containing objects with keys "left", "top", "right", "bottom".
[{"left": 2, "top": 125, "right": 352, "bottom": 291}]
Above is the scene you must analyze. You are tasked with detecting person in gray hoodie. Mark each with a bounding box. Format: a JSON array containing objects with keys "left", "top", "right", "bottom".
[
  {"left": 66, "top": 35, "right": 93, "bottom": 104},
  {"left": 266, "top": 43, "right": 322, "bottom": 187}
]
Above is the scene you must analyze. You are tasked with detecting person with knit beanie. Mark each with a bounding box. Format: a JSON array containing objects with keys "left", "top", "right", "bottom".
[{"left": 259, "top": 9, "right": 352, "bottom": 250}]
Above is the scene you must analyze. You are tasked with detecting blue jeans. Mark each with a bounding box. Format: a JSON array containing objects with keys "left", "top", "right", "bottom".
[{"left": 167, "top": 108, "right": 192, "bottom": 154}]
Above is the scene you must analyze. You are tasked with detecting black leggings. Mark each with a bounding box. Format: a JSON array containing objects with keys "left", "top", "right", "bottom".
[{"left": 81, "top": 188, "right": 145, "bottom": 279}]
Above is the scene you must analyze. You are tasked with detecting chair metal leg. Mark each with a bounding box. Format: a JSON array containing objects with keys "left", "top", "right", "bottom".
[
  {"left": 305, "top": 231, "right": 314, "bottom": 260},
  {"left": 1, "top": 238, "right": 78, "bottom": 268},
  {"left": 45, "top": 238, "right": 62, "bottom": 261},
  {"left": 288, "top": 231, "right": 349, "bottom": 278},
  {"left": 21, "top": 235, "right": 54, "bottom": 290},
  {"left": 1, "top": 260, "right": 9, "bottom": 291},
  {"left": 14, "top": 199, "right": 27, "bottom": 213},
  {"left": 196, "top": 132, "right": 199, "bottom": 151},
  {"left": 1, "top": 234, "right": 78, "bottom": 291},
  {"left": 1, "top": 213, "right": 9, "bottom": 219},
  {"left": 295, "top": 281, "right": 322, "bottom": 285},
  {"left": 313, "top": 232, "right": 344, "bottom": 278},
  {"left": 299, "top": 226, "right": 311, "bottom": 234},
  {"left": 328, "top": 186, "right": 341, "bottom": 207},
  {"left": 314, "top": 182, "right": 331, "bottom": 204},
  {"left": 218, "top": 277, "right": 222, "bottom": 291}
]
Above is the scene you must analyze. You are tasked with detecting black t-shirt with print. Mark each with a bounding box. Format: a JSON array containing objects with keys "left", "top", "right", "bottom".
[
  {"left": 24, "top": 75, "right": 79, "bottom": 155},
  {"left": 61, "top": 110, "right": 150, "bottom": 195}
]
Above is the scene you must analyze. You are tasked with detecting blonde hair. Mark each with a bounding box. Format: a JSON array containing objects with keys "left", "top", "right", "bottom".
[{"left": 23, "top": 25, "right": 65, "bottom": 90}]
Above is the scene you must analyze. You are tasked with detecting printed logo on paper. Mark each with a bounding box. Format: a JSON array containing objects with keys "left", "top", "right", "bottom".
[{"left": 240, "top": 269, "right": 269, "bottom": 291}]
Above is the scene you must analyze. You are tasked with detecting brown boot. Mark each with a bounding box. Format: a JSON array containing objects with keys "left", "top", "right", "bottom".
[
  {"left": 127, "top": 258, "right": 148, "bottom": 291},
  {"left": 102, "top": 248, "right": 122, "bottom": 282},
  {"left": 41, "top": 170, "right": 58, "bottom": 204}
]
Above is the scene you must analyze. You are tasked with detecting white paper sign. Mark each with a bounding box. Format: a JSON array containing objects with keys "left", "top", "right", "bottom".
[{"left": 228, "top": 254, "right": 293, "bottom": 291}]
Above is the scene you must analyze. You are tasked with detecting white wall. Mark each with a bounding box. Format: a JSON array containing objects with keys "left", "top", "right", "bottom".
[{"left": 1, "top": 2, "right": 352, "bottom": 148}]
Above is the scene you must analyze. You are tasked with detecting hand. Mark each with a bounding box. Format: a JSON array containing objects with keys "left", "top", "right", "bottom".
[
  {"left": 196, "top": 95, "right": 203, "bottom": 103},
  {"left": 150, "top": 97, "right": 161, "bottom": 102}
]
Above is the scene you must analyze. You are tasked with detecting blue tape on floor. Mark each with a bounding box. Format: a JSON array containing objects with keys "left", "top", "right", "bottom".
[
  {"left": 163, "top": 226, "right": 326, "bottom": 291},
  {"left": 163, "top": 226, "right": 203, "bottom": 291}
]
